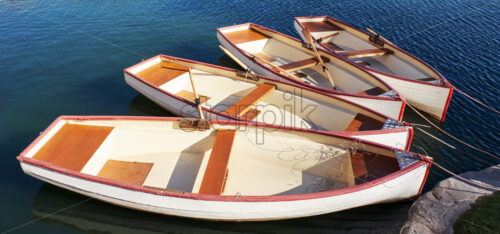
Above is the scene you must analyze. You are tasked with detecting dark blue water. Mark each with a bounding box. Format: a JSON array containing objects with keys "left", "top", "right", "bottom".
[{"left": 1, "top": 0, "right": 498, "bottom": 233}]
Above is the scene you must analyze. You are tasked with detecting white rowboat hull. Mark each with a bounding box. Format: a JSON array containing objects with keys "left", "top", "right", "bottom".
[{"left": 20, "top": 161, "right": 428, "bottom": 221}]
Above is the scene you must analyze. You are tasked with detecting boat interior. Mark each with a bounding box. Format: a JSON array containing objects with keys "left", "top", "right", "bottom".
[
  {"left": 296, "top": 17, "right": 437, "bottom": 82},
  {"left": 128, "top": 56, "right": 389, "bottom": 133},
  {"left": 219, "top": 24, "right": 393, "bottom": 95},
  {"left": 25, "top": 119, "right": 409, "bottom": 196}
]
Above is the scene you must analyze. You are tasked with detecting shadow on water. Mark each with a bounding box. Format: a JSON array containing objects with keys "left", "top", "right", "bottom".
[
  {"left": 33, "top": 184, "right": 412, "bottom": 234},
  {"left": 128, "top": 94, "right": 175, "bottom": 117},
  {"left": 217, "top": 55, "right": 243, "bottom": 70}
]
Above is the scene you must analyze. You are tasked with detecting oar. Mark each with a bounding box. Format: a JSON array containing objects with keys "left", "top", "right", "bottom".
[
  {"left": 218, "top": 45, "right": 249, "bottom": 71},
  {"left": 239, "top": 50, "right": 303, "bottom": 82},
  {"left": 188, "top": 67, "right": 205, "bottom": 120},
  {"left": 316, "top": 31, "right": 339, "bottom": 43},
  {"left": 366, "top": 27, "right": 395, "bottom": 45},
  {"left": 302, "top": 29, "right": 335, "bottom": 89}
]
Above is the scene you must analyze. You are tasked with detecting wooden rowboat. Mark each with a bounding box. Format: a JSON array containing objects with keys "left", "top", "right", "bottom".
[
  {"left": 216, "top": 23, "right": 407, "bottom": 121},
  {"left": 124, "top": 54, "right": 413, "bottom": 150},
  {"left": 294, "top": 16, "right": 454, "bottom": 122},
  {"left": 18, "top": 116, "right": 432, "bottom": 221}
]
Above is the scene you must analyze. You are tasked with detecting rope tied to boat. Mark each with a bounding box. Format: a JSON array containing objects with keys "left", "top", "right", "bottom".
[
  {"left": 453, "top": 85, "right": 500, "bottom": 115},
  {"left": 413, "top": 145, "right": 499, "bottom": 192},
  {"left": 432, "top": 162, "right": 500, "bottom": 192},
  {"left": 406, "top": 103, "right": 500, "bottom": 161}
]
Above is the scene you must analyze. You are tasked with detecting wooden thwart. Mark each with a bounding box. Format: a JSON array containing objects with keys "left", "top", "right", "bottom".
[
  {"left": 279, "top": 57, "right": 319, "bottom": 72},
  {"left": 224, "top": 83, "right": 275, "bottom": 117},
  {"left": 251, "top": 54, "right": 302, "bottom": 81},
  {"left": 337, "top": 48, "right": 393, "bottom": 59},
  {"left": 199, "top": 130, "right": 236, "bottom": 195},
  {"left": 33, "top": 123, "right": 113, "bottom": 171},
  {"left": 278, "top": 56, "right": 330, "bottom": 72},
  {"left": 97, "top": 160, "right": 153, "bottom": 186}
]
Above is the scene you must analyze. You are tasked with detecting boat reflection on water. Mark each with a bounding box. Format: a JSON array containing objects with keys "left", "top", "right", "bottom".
[
  {"left": 32, "top": 184, "right": 413, "bottom": 233},
  {"left": 128, "top": 94, "right": 175, "bottom": 117}
]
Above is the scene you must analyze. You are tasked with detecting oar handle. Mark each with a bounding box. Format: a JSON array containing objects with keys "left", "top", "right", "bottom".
[
  {"left": 240, "top": 50, "right": 302, "bottom": 81},
  {"left": 188, "top": 67, "right": 205, "bottom": 120},
  {"left": 366, "top": 27, "right": 394, "bottom": 45},
  {"left": 219, "top": 45, "right": 249, "bottom": 71},
  {"left": 366, "top": 27, "right": 378, "bottom": 36},
  {"left": 318, "top": 31, "right": 339, "bottom": 42}
]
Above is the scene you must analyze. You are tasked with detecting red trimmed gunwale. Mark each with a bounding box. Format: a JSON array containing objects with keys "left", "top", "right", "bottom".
[
  {"left": 18, "top": 115, "right": 430, "bottom": 202},
  {"left": 216, "top": 23, "right": 404, "bottom": 102},
  {"left": 294, "top": 16, "right": 454, "bottom": 121},
  {"left": 125, "top": 54, "right": 407, "bottom": 124}
]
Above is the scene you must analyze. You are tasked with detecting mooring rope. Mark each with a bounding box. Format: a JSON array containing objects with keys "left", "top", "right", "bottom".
[
  {"left": 406, "top": 103, "right": 500, "bottom": 161},
  {"left": 453, "top": 86, "right": 500, "bottom": 115},
  {"left": 432, "top": 162, "right": 500, "bottom": 192},
  {"left": 415, "top": 127, "right": 456, "bottom": 149}
]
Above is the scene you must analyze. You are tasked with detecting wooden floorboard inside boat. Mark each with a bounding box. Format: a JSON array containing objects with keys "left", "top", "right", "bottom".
[
  {"left": 224, "top": 83, "right": 275, "bottom": 117},
  {"left": 33, "top": 123, "right": 114, "bottom": 171},
  {"left": 279, "top": 57, "right": 318, "bottom": 72},
  {"left": 302, "top": 21, "right": 343, "bottom": 32},
  {"left": 97, "top": 160, "right": 153, "bottom": 186},
  {"left": 136, "top": 61, "right": 188, "bottom": 86},
  {"left": 224, "top": 28, "right": 269, "bottom": 44},
  {"left": 199, "top": 130, "right": 236, "bottom": 195}
]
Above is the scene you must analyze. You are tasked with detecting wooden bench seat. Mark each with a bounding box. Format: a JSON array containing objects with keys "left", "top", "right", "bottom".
[
  {"left": 345, "top": 113, "right": 385, "bottom": 131},
  {"left": 224, "top": 83, "right": 275, "bottom": 117},
  {"left": 198, "top": 130, "right": 236, "bottom": 195},
  {"left": 337, "top": 48, "right": 393, "bottom": 59},
  {"left": 279, "top": 57, "right": 318, "bottom": 72},
  {"left": 278, "top": 56, "right": 330, "bottom": 72}
]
